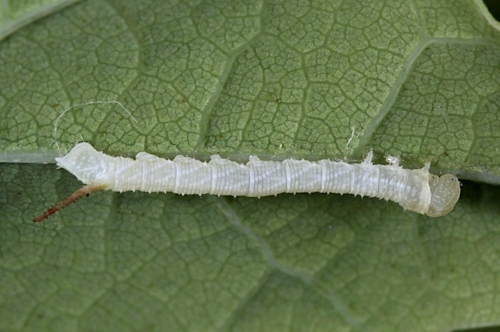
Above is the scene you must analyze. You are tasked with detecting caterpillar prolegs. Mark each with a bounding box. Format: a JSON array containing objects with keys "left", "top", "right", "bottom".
[{"left": 34, "top": 143, "right": 461, "bottom": 221}]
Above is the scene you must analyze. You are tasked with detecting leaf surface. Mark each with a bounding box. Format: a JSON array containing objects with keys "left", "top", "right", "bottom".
[{"left": 1, "top": 0, "right": 500, "bottom": 331}]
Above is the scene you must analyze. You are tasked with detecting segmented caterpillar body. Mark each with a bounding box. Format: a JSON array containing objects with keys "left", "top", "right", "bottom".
[{"left": 34, "top": 143, "right": 461, "bottom": 221}]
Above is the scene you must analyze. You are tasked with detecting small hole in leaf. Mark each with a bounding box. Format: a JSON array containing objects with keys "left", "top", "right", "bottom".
[
  {"left": 452, "top": 325, "right": 500, "bottom": 332},
  {"left": 483, "top": 0, "right": 500, "bottom": 20}
]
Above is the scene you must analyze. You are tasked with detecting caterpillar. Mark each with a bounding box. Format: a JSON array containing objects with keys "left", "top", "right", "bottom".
[{"left": 33, "top": 142, "right": 461, "bottom": 222}]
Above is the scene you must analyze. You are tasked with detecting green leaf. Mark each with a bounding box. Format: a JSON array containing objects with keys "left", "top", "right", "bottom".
[
  {"left": 1, "top": 0, "right": 500, "bottom": 331},
  {"left": 0, "top": 0, "right": 82, "bottom": 41}
]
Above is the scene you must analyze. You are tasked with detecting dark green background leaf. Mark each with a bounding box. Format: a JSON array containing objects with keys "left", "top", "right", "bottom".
[{"left": 1, "top": 0, "right": 500, "bottom": 331}]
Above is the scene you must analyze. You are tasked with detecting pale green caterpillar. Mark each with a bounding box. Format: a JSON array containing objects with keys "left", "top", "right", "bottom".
[{"left": 34, "top": 143, "right": 460, "bottom": 221}]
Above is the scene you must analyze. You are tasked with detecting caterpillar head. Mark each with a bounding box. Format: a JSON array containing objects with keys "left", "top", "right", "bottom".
[{"left": 426, "top": 174, "right": 461, "bottom": 217}]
